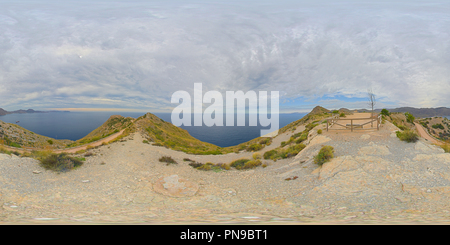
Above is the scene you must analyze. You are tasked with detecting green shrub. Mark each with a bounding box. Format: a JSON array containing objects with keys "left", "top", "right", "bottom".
[
  {"left": 159, "top": 156, "right": 177, "bottom": 165},
  {"left": 189, "top": 162, "right": 230, "bottom": 171},
  {"left": 380, "top": 109, "right": 390, "bottom": 116},
  {"left": 396, "top": 130, "right": 419, "bottom": 143},
  {"left": 432, "top": 124, "right": 444, "bottom": 130},
  {"left": 241, "top": 159, "right": 262, "bottom": 169},
  {"left": 196, "top": 162, "right": 214, "bottom": 171},
  {"left": 47, "top": 140, "right": 53, "bottom": 145},
  {"left": 317, "top": 129, "right": 322, "bottom": 134},
  {"left": 405, "top": 112, "right": 415, "bottom": 123},
  {"left": 246, "top": 143, "right": 263, "bottom": 152},
  {"left": 230, "top": 158, "right": 251, "bottom": 169},
  {"left": 398, "top": 125, "right": 407, "bottom": 131},
  {"left": 252, "top": 152, "right": 262, "bottom": 160},
  {"left": 142, "top": 140, "right": 150, "bottom": 144},
  {"left": 339, "top": 113, "right": 346, "bottom": 117},
  {"left": 259, "top": 138, "right": 272, "bottom": 145},
  {"left": 262, "top": 144, "right": 306, "bottom": 160},
  {"left": 188, "top": 161, "right": 203, "bottom": 168},
  {"left": 39, "top": 153, "right": 84, "bottom": 172},
  {"left": 263, "top": 149, "right": 277, "bottom": 160},
  {"left": 441, "top": 144, "right": 450, "bottom": 153},
  {"left": 314, "top": 145, "right": 334, "bottom": 166}
]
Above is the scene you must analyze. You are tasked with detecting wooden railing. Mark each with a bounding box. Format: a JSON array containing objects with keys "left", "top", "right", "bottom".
[{"left": 327, "top": 114, "right": 382, "bottom": 132}]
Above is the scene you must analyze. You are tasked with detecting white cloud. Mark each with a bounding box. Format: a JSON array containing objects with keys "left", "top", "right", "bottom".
[{"left": 0, "top": 0, "right": 449, "bottom": 111}]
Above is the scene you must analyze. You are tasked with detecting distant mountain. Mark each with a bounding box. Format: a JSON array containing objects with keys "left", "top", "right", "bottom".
[
  {"left": 356, "top": 107, "right": 450, "bottom": 118},
  {"left": 0, "top": 108, "right": 69, "bottom": 116},
  {"left": 0, "top": 108, "right": 7, "bottom": 116}
]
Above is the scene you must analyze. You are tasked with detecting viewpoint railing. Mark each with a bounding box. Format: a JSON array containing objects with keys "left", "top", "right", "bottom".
[{"left": 326, "top": 114, "right": 382, "bottom": 132}]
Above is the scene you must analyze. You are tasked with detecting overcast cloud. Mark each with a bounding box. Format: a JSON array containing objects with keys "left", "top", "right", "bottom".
[{"left": 0, "top": 0, "right": 449, "bottom": 112}]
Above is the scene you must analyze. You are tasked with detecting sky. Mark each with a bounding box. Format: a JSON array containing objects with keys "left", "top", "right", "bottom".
[{"left": 0, "top": 0, "right": 449, "bottom": 113}]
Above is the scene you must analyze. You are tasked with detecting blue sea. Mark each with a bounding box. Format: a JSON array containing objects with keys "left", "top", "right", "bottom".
[{"left": 0, "top": 111, "right": 306, "bottom": 147}]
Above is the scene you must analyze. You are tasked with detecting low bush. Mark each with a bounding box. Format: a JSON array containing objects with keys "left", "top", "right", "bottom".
[
  {"left": 84, "top": 151, "right": 95, "bottom": 157},
  {"left": 159, "top": 156, "right": 178, "bottom": 165},
  {"left": 432, "top": 124, "right": 444, "bottom": 130},
  {"left": 230, "top": 158, "right": 251, "bottom": 169},
  {"left": 241, "top": 159, "right": 262, "bottom": 169},
  {"left": 39, "top": 153, "right": 84, "bottom": 173},
  {"left": 317, "top": 129, "right": 322, "bottom": 134},
  {"left": 396, "top": 130, "right": 419, "bottom": 143},
  {"left": 314, "top": 145, "right": 334, "bottom": 166},
  {"left": 246, "top": 143, "right": 263, "bottom": 152},
  {"left": 189, "top": 161, "right": 230, "bottom": 171},
  {"left": 259, "top": 138, "right": 272, "bottom": 145},
  {"left": 263, "top": 149, "right": 277, "bottom": 160},
  {"left": 252, "top": 152, "right": 261, "bottom": 160},
  {"left": 262, "top": 144, "right": 306, "bottom": 160},
  {"left": 441, "top": 144, "right": 450, "bottom": 153}
]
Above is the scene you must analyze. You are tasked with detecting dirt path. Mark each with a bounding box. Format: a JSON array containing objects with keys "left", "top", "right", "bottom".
[
  {"left": 414, "top": 122, "right": 443, "bottom": 145},
  {"left": 2, "top": 129, "right": 126, "bottom": 154}
]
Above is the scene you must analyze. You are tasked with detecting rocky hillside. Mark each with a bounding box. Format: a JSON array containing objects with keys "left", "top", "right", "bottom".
[
  {"left": 417, "top": 117, "right": 450, "bottom": 142},
  {"left": 66, "top": 115, "right": 134, "bottom": 148},
  {"left": 0, "top": 120, "right": 73, "bottom": 149}
]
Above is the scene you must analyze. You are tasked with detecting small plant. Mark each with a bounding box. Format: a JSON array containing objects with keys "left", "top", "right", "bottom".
[
  {"left": 259, "top": 138, "right": 272, "bottom": 145},
  {"left": 441, "top": 144, "right": 450, "bottom": 153},
  {"left": 317, "top": 129, "right": 322, "bottom": 134},
  {"left": 189, "top": 161, "right": 230, "bottom": 171},
  {"left": 39, "top": 153, "right": 84, "bottom": 173},
  {"left": 229, "top": 158, "right": 251, "bottom": 170},
  {"left": 263, "top": 149, "right": 277, "bottom": 160},
  {"left": 252, "top": 152, "right": 261, "bottom": 160},
  {"left": 47, "top": 139, "right": 53, "bottom": 145},
  {"left": 241, "top": 159, "right": 262, "bottom": 169},
  {"left": 84, "top": 151, "right": 94, "bottom": 157},
  {"left": 246, "top": 143, "right": 263, "bottom": 152},
  {"left": 142, "top": 140, "right": 150, "bottom": 144},
  {"left": 396, "top": 130, "right": 419, "bottom": 143},
  {"left": 159, "top": 156, "right": 178, "bottom": 165},
  {"left": 314, "top": 145, "right": 334, "bottom": 166}
]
